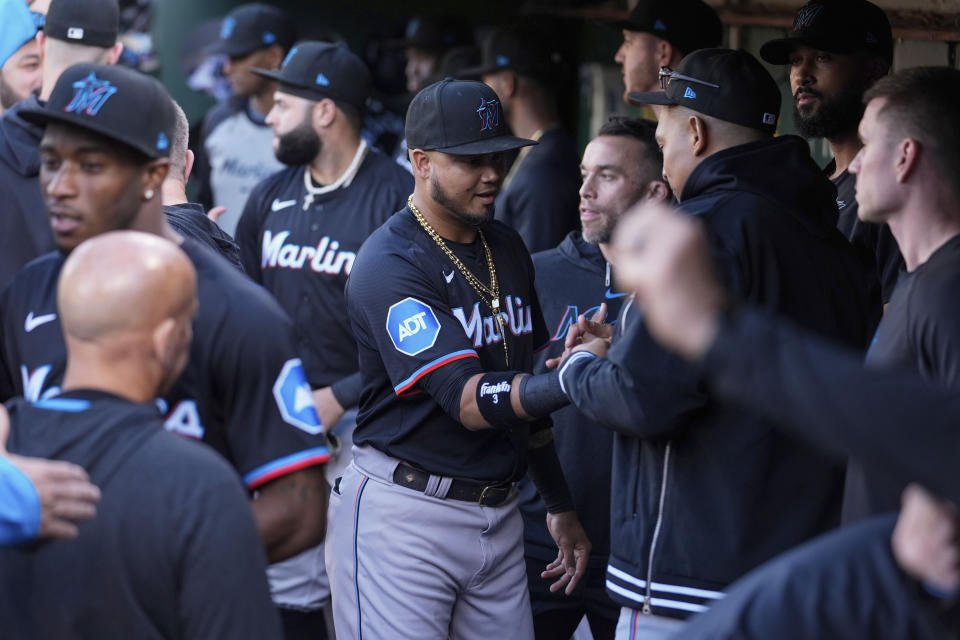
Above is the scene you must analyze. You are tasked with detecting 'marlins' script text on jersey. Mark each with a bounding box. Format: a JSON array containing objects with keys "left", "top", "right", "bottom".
[
  {"left": 345, "top": 207, "right": 548, "bottom": 481},
  {"left": 236, "top": 143, "right": 412, "bottom": 388},
  {"left": 0, "top": 239, "right": 329, "bottom": 490}
]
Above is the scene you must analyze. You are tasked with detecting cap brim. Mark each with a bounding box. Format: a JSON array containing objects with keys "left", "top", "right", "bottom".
[
  {"left": 250, "top": 67, "right": 286, "bottom": 82},
  {"left": 251, "top": 71, "right": 340, "bottom": 104},
  {"left": 424, "top": 135, "right": 537, "bottom": 156},
  {"left": 626, "top": 90, "right": 676, "bottom": 107},
  {"left": 18, "top": 105, "right": 164, "bottom": 159}
]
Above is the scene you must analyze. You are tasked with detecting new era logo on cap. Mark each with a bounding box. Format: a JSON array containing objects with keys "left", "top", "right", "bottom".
[
  {"left": 67, "top": 27, "right": 84, "bottom": 39},
  {"left": 654, "top": 19, "right": 668, "bottom": 32},
  {"left": 157, "top": 132, "right": 169, "bottom": 150},
  {"left": 316, "top": 73, "right": 330, "bottom": 86},
  {"left": 64, "top": 72, "right": 118, "bottom": 116},
  {"left": 683, "top": 86, "right": 697, "bottom": 99},
  {"left": 763, "top": 112, "right": 777, "bottom": 125},
  {"left": 220, "top": 16, "right": 236, "bottom": 39}
]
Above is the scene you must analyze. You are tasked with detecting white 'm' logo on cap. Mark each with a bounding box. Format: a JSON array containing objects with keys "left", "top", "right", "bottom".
[{"left": 67, "top": 27, "right": 85, "bottom": 39}]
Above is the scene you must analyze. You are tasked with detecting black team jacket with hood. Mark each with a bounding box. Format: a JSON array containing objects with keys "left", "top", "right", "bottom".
[
  {"left": 560, "top": 136, "right": 880, "bottom": 619},
  {"left": 0, "top": 97, "right": 53, "bottom": 289}
]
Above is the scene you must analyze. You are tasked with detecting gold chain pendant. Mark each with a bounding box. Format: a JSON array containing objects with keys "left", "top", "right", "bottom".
[{"left": 408, "top": 195, "right": 510, "bottom": 366}]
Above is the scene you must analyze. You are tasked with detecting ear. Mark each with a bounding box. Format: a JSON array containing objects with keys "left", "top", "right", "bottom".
[
  {"left": 313, "top": 98, "right": 337, "bottom": 129},
  {"left": 183, "top": 149, "right": 195, "bottom": 184},
  {"left": 409, "top": 148, "right": 432, "bottom": 180},
  {"left": 151, "top": 316, "right": 176, "bottom": 371},
  {"left": 658, "top": 39, "right": 679, "bottom": 68},
  {"left": 689, "top": 115, "right": 708, "bottom": 157},
  {"left": 642, "top": 180, "right": 670, "bottom": 203},
  {"left": 896, "top": 138, "right": 921, "bottom": 184},
  {"left": 105, "top": 42, "right": 124, "bottom": 65},
  {"left": 143, "top": 159, "right": 170, "bottom": 196},
  {"left": 500, "top": 71, "right": 518, "bottom": 99},
  {"left": 264, "top": 44, "right": 285, "bottom": 69},
  {"left": 36, "top": 31, "right": 47, "bottom": 54},
  {"left": 867, "top": 57, "right": 889, "bottom": 85}
]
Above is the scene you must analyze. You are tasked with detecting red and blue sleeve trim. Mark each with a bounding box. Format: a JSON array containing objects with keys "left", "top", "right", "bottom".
[
  {"left": 243, "top": 446, "right": 331, "bottom": 489},
  {"left": 393, "top": 349, "right": 479, "bottom": 396}
]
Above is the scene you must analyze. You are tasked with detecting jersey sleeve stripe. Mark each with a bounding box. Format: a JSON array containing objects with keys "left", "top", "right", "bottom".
[
  {"left": 393, "top": 349, "right": 479, "bottom": 396},
  {"left": 243, "top": 446, "right": 331, "bottom": 489}
]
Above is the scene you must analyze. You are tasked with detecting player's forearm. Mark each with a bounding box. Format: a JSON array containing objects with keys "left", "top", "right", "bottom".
[
  {"left": 250, "top": 466, "right": 328, "bottom": 563},
  {"left": 457, "top": 370, "right": 570, "bottom": 430},
  {"left": 526, "top": 429, "right": 575, "bottom": 514}
]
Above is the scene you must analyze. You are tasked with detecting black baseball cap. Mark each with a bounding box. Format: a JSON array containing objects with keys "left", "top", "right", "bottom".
[
  {"left": 457, "top": 27, "right": 561, "bottom": 83},
  {"left": 760, "top": 0, "right": 893, "bottom": 66},
  {"left": 208, "top": 3, "right": 295, "bottom": 58},
  {"left": 20, "top": 63, "right": 175, "bottom": 159},
  {"left": 387, "top": 16, "right": 472, "bottom": 51},
  {"left": 252, "top": 41, "right": 371, "bottom": 111},
  {"left": 406, "top": 79, "right": 537, "bottom": 155},
  {"left": 45, "top": 0, "right": 118, "bottom": 48},
  {"left": 629, "top": 49, "right": 781, "bottom": 134},
  {"left": 610, "top": 0, "right": 722, "bottom": 56}
]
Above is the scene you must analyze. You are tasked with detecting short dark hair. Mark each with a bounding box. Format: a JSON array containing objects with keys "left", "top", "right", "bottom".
[
  {"left": 597, "top": 116, "right": 665, "bottom": 186},
  {"left": 864, "top": 67, "right": 960, "bottom": 194}
]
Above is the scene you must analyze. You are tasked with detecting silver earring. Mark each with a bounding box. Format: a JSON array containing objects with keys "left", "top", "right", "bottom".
[{"left": 144, "top": 189, "right": 154, "bottom": 199}]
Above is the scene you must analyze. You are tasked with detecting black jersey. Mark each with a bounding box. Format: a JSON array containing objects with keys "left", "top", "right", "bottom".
[
  {"left": 830, "top": 164, "right": 903, "bottom": 303},
  {"left": 164, "top": 202, "right": 244, "bottom": 272},
  {"left": 520, "top": 232, "right": 626, "bottom": 564},
  {"left": 0, "top": 239, "right": 329, "bottom": 489},
  {"left": 346, "top": 207, "right": 549, "bottom": 482},
  {"left": 844, "top": 232, "right": 960, "bottom": 522},
  {"left": 0, "top": 390, "right": 282, "bottom": 640},
  {"left": 236, "top": 143, "right": 413, "bottom": 389}
]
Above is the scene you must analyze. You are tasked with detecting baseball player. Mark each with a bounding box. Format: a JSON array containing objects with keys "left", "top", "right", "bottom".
[
  {"left": 1, "top": 231, "right": 283, "bottom": 639},
  {"left": 193, "top": 3, "right": 295, "bottom": 235},
  {"left": 0, "top": 64, "right": 330, "bottom": 614},
  {"left": 234, "top": 41, "right": 412, "bottom": 633},
  {"left": 328, "top": 78, "right": 590, "bottom": 640}
]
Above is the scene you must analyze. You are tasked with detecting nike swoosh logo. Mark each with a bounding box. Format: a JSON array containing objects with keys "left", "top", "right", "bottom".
[
  {"left": 444, "top": 270, "right": 455, "bottom": 284},
  {"left": 604, "top": 289, "right": 627, "bottom": 299},
  {"left": 25, "top": 311, "right": 57, "bottom": 333},
  {"left": 271, "top": 198, "right": 297, "bottom": 212}
]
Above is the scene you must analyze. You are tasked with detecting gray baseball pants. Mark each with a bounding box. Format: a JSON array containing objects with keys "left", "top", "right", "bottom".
[{"left": 326, "top": 444, "right": 535, "bottom": 640}]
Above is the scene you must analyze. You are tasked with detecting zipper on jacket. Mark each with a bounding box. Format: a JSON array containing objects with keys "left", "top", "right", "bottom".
[
  {"left": 643, "top": 442, "right": 672, "bottom": 615},
  {"left": 605, "top": 261, "right": 611, "bottom": 288}
]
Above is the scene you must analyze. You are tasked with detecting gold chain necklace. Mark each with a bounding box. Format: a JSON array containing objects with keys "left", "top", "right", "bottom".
[{"left": 407, "top": 194, "right": 509, "bottom": 366}]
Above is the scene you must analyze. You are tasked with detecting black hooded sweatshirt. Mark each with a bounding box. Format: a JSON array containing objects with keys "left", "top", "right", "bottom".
[{"left": 561, "top": 136, "right": 880, "bottom": 619}]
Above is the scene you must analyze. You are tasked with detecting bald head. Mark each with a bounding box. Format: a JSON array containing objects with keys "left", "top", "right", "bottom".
[{"left": 58, "top": 231, "right": 197, "bottom": 399}]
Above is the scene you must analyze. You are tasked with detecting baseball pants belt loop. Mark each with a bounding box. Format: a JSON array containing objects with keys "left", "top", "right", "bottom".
[{"left": 392, "top": 462, "right": 513, "bottom": 507}]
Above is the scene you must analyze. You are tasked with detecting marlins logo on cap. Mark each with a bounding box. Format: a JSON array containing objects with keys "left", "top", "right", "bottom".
[
  {"left": 64, "top": 73, "right": 118, "bottom": 117},
  {"left": 477, "top": 98, "right": 500, "bottom": 132}
]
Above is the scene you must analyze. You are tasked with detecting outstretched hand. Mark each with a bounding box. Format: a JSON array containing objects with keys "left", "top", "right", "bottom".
[
  {"left": 545, "top": 303, "right": 611, "bottom": 369},
  {"left": 0, "top": 404, "right": 100, "bottom": 540},
  {"left": 542, "top": 510, "right": 591, "bottom": 595},
  {"left": 892, "top": 484, "right": 960, "bottom": 596}
]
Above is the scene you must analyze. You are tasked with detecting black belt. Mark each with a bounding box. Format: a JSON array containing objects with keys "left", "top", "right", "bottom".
[{"left": 392, "top": 462, "right": 513, "bottom": 507}]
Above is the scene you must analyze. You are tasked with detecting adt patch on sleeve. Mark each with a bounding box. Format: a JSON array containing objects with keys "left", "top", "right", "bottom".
[
  {"left": 386, "top": 297, "right": 441, "bottom": 356},
  {"left": 272, "top": 358, "right": 324, "bottom": 434}
]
